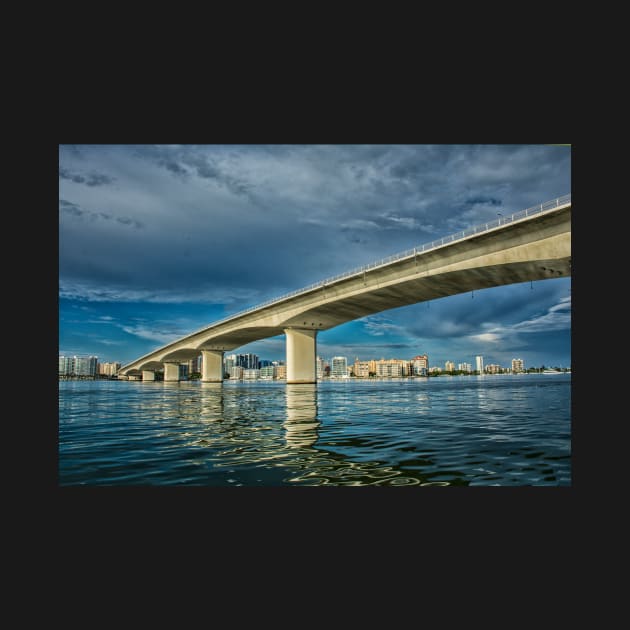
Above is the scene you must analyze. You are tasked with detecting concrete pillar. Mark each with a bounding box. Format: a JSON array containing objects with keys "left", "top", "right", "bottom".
[
  {"left": 201, "top": 350, "right": 224, "bottom": 383},
  {"left": 142, "top": 370, "right": 155, "bottom": 381},
  {"left": 163, "top": 362, "right": 180, "bottom": 382},
  {"left": 285, "top": 328, "right": 317, "bottom": 384}
]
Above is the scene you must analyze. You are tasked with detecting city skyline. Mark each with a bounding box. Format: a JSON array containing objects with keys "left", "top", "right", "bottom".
[
  {"left": 59, "top": 349, "right": 561, "bottom": 380},
  {"left": 59, "top": 144, "right": 571, "bottom": 367}
]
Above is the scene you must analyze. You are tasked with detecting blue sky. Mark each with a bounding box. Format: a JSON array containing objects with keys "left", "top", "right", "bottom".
[{"left": 59, "top": 144, "right": 571, "bottom": 369}]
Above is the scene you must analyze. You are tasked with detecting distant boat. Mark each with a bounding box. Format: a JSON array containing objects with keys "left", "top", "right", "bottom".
[{"left": 542, "top": 369, "right": 562, "bottom": 374}]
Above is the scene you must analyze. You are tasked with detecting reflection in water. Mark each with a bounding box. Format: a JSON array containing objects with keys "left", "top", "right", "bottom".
[
  {"left": 284, "top": 385, "right": 319, "bottom": 449},
  {"left": 59, "top": 376, "right": 571, "bottom": 486},
  {"left": 199, "top": 382, "right": 224, "bottom": 423}
]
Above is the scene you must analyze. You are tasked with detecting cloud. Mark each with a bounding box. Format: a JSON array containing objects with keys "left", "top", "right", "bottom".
[
  {"left": 60, "top": 199, "right": 143, "bottom": 229},
  {"left": 362, "top": 315, "right": 406, "bottom": 337},
  {"left": 468, "top": 295, "right": 571, "bottom": 342},
  {"left": 509, "top": 295, "right": 571, "bottom": 333},
  {"left": 58, "top": 279, "right": 261, "bottom": 305},
  {"left": 120, "top": 324, "right": 184, "bottom": 344},
  {"left": 59, "top": 167, "right": 115, "bottom": 186},
  {"left": 465, "top": 196, "right": 503, "bottom": 207}
]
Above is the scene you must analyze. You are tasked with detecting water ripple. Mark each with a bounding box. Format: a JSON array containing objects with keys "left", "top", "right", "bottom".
[{"left": 59, "top": 375, "right": 571, "bottom": 486}]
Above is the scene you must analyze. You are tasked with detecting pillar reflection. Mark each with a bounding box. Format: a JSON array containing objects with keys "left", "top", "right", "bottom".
[
  {"left": 284, "top": 384, "right": 319, "bottom": 448},
  {"left": 199, "top": 381, "right": 225, "bottom": 422}
]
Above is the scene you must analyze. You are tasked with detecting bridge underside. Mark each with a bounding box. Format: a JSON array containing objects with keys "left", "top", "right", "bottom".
[{"left": 285, "top": 257, "right": 570, "bottom": 328}]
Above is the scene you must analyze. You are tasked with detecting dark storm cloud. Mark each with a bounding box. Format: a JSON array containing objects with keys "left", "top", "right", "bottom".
[
  {"left": 59, "top": 198, "right": 143, "bottom": 229},
  {"left": 465, "top": 196, "right": 502, "bottom": 206},
  {"left": 59, "top": 199, "right": 85, "bottom": 216},
  {"left": 58, "top": 145, "right": 570, "bottom": 317},
  {"left": 139, "top": 145, "right": 256, "bottom": 201},
  {"left": 159, "top": 159, "right": 189, "bottom": 176},
  {"left": 59, "top": 167, "right": 115, "bottom": 186}
]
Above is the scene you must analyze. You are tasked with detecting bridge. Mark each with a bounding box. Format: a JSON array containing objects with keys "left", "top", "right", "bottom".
[{"left": 118, "top": 194, "right": 571, "bottom": 383}]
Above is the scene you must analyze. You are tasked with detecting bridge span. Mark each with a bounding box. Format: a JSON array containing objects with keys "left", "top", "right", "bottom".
[{"left": 119, "top": 194, "right": 571, "bottom": 383}]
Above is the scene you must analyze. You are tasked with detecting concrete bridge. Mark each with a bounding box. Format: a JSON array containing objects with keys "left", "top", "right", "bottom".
[{"left": 118, "top": 194, "right": 571, "bottom": 383}]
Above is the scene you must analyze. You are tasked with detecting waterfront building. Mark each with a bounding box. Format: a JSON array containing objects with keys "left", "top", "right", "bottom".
[
  {"left": 259, "top": 366, "right": 275, "bottom": 379},
  {"left": 511, "top": 358, "right": 524, "bottom": 373},
  {"left": 475, "top": 355, "right": 484, "bottom": 374},
  {"left": 73, "top": 356, "right": 98, "bottom": 377},
  {"left": 445, "top": 360, "right": 455, "bottom": 372},
  {"left": 486, "top": 363, "right": 501, "bottom": 374},
  {"left": 410, "top": 354, "right": 429, "bottom": 376},
  {"left": 375, "top": 360, "right": 403, "bottom": 378},
  {"left": 228, "top": 365, "right": 243, "bottom": 380},
  {"left": 237, "top": 353, "right": 259, "bottom": 369},
  {"left": 275, "top": 365, "right": 287, "bottom": 380},
  {"left": 59, "top": 355, "right": 74, "bottom": 376},
  {"left": 458, "top": 362, "right": 472, "bottom": 373},
  {"left": 243, "top": 368, "right": 260, "bottom": 380},
  {"left": 316, "top": 356, "right": 326, "bottom": 379},
  {"left": 353, "top": 360, "right": 371, "bottom": 378},
  {"left": 331, "top": 356, "right": 348, "bottom": 378},
  {"left": 224, "top": 355, "right": 236, "bottom": 374},
  {"left": 187, "top": 355, "right": 201, "bottom": 374},
  {"left": 98, "top": 362, "right": 121, "bottom": 377}
]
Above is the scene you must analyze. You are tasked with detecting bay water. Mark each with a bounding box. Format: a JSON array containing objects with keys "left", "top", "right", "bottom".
[{"left": 58, "top": 374, "right": 571, "bottom": 486}]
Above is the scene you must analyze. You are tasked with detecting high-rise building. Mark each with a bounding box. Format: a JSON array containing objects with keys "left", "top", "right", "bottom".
[
  {"left": 331, "top": 356, "right": 348, "bottom": 378},
  {"left": 228, "top": 365, "right": 243, "bottom": 379},
  {"left": 458, "top": 362, "right": 472, "bottom": 373},
  {"left": 224, "top": 355, "right": 236, "bottom": 374},
  {"left": 475, "top": 355, "right": 484, "bottom": 374},
  {"left": 511, "top": 358, "right": 524, "bottom": 373},
  {"left": 410, "top": 354, "right": 429, "bottom": 376},
  {"left": 178, "top": 364, "right": 189, "bottom": 380},
  {"left": 445, "top": 360, "right": 455, "bottom": 372},
  {"left": 187, "top": 355, "right": 201, "bottom": 374},
  {"left": 237, "top": 353, "right": 259, "bottom": 369},
  {"left": 275, "top": 365, "right": 287, "bottom": 380},
  {"left": 73, "top": 356, "right": 98, "bottom": 377},
  {"left": 316, "top": 356, "right": 326, "bottom": 379},
  {"left": 243, "top": 368, "right": 260, "bottom": 380},
  {"left": 486, "top": 364, "right": 501, "bottom": 374},
  {"left": 59, "top": 355, "right": 74, "bottom": 376}
]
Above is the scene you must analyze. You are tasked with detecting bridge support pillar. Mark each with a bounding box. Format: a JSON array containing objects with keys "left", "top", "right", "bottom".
[
  {"left": 285, "top": 328, "right": 317, "bottom": 384},
  {"left": 201, "top": 350, "right": 224, "bottom": 383},
  {"left": 163, "top": 362, "right": 180, "bottom": 382},
  {"left": 142, "top": 370, "right": 155, "bottom": 381}
]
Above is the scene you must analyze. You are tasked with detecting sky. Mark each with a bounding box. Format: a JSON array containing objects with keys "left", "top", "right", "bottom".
[{"left": 59, "top": 144, "right": 571, "bottom": 369}]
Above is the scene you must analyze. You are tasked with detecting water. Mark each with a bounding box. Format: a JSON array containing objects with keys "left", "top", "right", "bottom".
[{"left": 58, "top": 374, "right": 571, "bottom": 486}]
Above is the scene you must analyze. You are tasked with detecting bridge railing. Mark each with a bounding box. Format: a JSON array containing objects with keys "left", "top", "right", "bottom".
[
  {"left": 207, "top": 193, "right": 571, "bottom": 325},
  {"left": 122, "top": 194, "right": 570, "bottom": 366}
]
